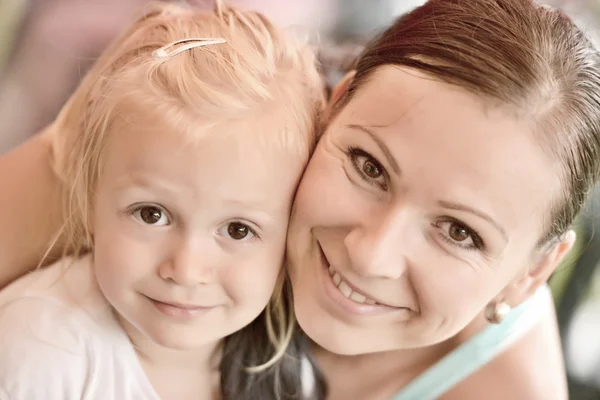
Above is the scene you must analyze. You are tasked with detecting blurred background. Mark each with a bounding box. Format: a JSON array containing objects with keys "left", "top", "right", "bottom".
[{"left": 0, "top": 0, "right": 599, "bottom": 398}]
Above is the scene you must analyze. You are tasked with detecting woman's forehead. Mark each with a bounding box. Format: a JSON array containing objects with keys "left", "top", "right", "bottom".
[{"left": 334, "top": 66, "right": 563, "bottom": 237}]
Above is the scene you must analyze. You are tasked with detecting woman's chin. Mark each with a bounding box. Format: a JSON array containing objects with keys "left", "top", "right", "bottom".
[
  {"left": 301, "top": 325, "right": 368, "bottom": 356},
  {"left": 294, "top": 300, "right": 385, "bottom": 356}
]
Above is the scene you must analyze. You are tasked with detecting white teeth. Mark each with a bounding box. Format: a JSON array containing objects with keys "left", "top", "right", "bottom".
[
  {"left": 333, "top": 272, "right": 342, "bottom": 286},
  {"left": 338, "top": 281, "right": 352, "bottom": 298},
  {"left": 329, "top": 267, "right": 377, "bottom": 305},
  {"left": 349, "top": 291, "right": 367, "bottom": 303}
]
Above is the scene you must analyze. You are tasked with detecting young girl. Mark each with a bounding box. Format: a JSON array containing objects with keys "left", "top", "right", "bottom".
[{"left": 0, "top": 2, "right": 324, "bottom": 399}]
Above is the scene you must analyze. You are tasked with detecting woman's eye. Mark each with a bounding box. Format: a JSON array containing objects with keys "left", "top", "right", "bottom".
[
  {"left": 362, "top": 159, "right": 383, "bottom": 179},
  {"left": 132, "top": 205, "right": 170, "bottom": 226},
  {"left": 219, "top": 221, "right": 257, "bottom": 241},
  {"left": 347, "top": 147, "right": 387, "bottom": 189},
  {"left": 448, "top": 223, "right": 470, "bottom": 242},
  {"left": 435, "top": 220, "right": 484, "bottom": 250}
]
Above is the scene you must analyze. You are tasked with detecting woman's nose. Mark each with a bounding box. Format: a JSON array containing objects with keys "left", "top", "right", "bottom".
[{"left": 344, "top": 208, "right": 413, "bottom": 280}]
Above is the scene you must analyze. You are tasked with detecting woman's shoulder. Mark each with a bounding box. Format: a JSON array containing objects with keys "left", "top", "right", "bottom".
[{"left": 442, "top": 287, "right": 567, "bottom": 400}]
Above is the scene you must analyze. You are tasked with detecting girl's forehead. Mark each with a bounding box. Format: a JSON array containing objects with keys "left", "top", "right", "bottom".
[{"left": 111, "top": 92, "right": 311, "bottom": 149}]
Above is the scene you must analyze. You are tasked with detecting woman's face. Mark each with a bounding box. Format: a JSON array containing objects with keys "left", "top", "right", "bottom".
[{"left": 287, "top": 66, "right": 564, "bottom": 355}]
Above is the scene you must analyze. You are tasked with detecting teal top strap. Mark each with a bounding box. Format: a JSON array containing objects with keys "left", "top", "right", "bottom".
[{"left": 391, "top": 286, "right": 547, "bottom": 400}]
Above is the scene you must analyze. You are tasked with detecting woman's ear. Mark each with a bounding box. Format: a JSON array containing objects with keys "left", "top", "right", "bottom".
[
  {"left": 328, "top": 70, "right": 356, "bottom": 109},
  {"left": 503, "top": 230, "right": 577, "bottom": 307},
  {"left": 526, "top": 230, "right": 576, "bottom": 295}
]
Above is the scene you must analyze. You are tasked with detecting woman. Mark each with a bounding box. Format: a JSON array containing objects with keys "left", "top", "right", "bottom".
[
  {"left": 288, "top": 1, "right": 599, "bottom": 398},
  {"left": 2, "top": 0, "right": 599, "bottom": 398}
]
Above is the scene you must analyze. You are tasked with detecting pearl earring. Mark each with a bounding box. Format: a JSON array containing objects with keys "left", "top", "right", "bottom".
[{"left": 484, "top": 301, "right": 511, "bottom": 324}]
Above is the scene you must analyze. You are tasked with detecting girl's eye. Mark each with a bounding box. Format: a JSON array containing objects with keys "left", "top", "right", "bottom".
[
  {"left": 347, "top": 146, "right": 387, "bottom": 189},
  {"left": 218, "top": 221, "right": 257, "bottom": 241},
  {"left": 434, "top": 220, "right": 485, "bottom": 251},
  {"left": 132, "top": 205, "right": 170, "bottom": 226}
]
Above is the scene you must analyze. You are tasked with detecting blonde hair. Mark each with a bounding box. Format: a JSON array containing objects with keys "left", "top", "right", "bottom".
[{"left": 48, "top": 2, "right": 325, "bottom": 398}]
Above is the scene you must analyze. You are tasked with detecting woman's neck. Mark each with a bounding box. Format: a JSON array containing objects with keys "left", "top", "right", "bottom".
[
  {"left": 312, "top": 337, "right": 458, "bottom": 400},
  {"left": 312, "top": 315, "right": 489, "bottom": 400}
]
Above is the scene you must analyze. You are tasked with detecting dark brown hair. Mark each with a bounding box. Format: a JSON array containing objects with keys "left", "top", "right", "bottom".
[
  {"left": 221, "top": 279, "right": 327, "bottom": 399},
  {"left": 333, "top": 0, "right": 600, "bottom": 245}
]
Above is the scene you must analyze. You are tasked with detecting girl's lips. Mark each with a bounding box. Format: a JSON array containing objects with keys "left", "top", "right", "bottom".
[{"left": 145, "top": 296, "right": 215, "bottom": 320}]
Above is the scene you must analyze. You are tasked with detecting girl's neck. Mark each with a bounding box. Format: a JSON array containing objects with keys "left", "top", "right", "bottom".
[
  {"left": 118, "top": 314, "right": 222, "bottom": 371},
  {"left": 117, "top": 313, "right": 222, "bottom": 400}
]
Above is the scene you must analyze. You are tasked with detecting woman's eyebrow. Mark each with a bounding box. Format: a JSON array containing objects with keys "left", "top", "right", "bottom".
[
  {"left": 346, "top": 123, "right": 401, "bottom": 174},
  {"left": 438, "top": 200, "right": 508, "bottom": 243}
]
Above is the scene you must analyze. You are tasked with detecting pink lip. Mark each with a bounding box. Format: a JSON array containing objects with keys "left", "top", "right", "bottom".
[
  {"left": 317, "top": 244, "right": 412, "bottom": 318},
  {"left": 146, "top": 296, "right": 215, "bottom": 320}
]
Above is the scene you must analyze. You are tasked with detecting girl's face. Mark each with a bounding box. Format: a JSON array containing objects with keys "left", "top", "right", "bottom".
[
  {"left": 91, "top": 113, "right": 305, "bottom": 352},
  {"left": 287, "top": 66, "right": 571, "bottom": 355}
]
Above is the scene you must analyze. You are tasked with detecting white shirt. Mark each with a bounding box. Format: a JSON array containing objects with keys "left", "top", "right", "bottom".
[{"left": 0, "top": 256, "right": 159, "bottom": 400}]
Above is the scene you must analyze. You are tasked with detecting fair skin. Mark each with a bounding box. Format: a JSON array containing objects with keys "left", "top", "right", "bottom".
[
  {"left": 0, "top": 70, "right": 570, "bottom": 399},
  {"left": 86, "top": 111, "right": 304, "bottom": 398},
  {"left": 288, "top": 67, "right": 573, "bottom": 398},
  {"left": 0, "top": 127, "right": 64, "bottom": 280}
]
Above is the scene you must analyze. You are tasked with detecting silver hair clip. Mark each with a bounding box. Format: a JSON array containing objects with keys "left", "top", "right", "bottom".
[{"left": 152, "top": 38, "right": 227, "bottom": 59}]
